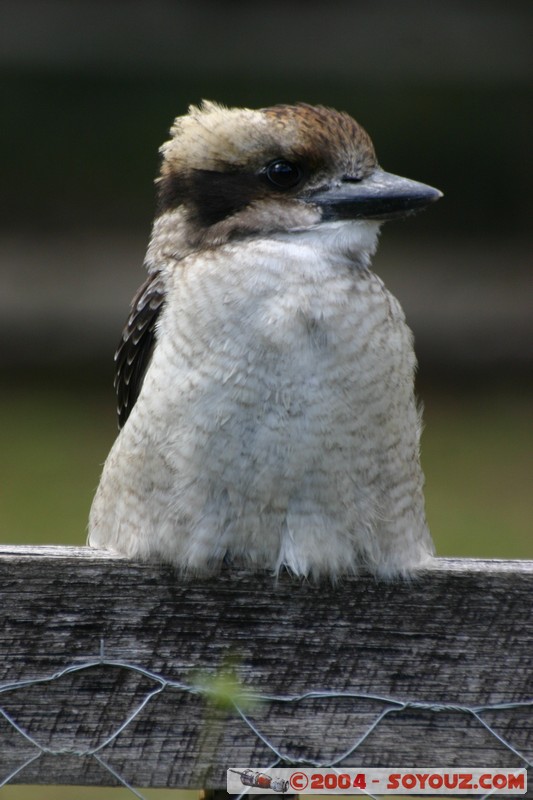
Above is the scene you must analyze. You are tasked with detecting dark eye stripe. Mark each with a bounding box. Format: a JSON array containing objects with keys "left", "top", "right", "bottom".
[
  {"left": 157, "top": 159, "right": 306, "bottom": 228},
  {"left": 157, "top": 169, "right": 259, "bottom": 225}
]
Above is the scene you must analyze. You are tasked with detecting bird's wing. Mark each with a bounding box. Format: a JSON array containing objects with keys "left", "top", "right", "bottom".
[{"left": 114, "top": 271, "right": 165, "bottom": 429}]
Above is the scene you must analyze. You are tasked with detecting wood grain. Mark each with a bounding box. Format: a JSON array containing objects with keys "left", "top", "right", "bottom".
[{"left": 0, "top": 546, "right": 531, "bottom": 788}]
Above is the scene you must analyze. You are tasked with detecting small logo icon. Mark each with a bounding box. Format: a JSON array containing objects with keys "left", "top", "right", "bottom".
[{"left": 229, "top": 768, "right": 290, "bottom": 793}]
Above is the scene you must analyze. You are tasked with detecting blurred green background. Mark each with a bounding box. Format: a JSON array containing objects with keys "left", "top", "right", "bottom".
[{"left": 1, "top": 0, "right": 532, "bottom": 797}]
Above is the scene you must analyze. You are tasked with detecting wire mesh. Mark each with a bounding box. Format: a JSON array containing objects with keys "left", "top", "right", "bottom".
[{"left": 0, "top": 642, "right": 531, "bottom": 800}]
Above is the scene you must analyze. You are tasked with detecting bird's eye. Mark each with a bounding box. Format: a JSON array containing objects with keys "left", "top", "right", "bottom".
[{"left": 263, "top": 159, "right": 303, "bottom": 190}]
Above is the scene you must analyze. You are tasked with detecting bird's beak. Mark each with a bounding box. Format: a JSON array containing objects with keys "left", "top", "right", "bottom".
[{"left": 302, "top": 169, "right": 442, "bottom": 222}]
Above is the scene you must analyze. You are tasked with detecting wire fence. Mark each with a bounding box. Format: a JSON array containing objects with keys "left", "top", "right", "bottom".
[{"left": 0, "top": 642, "right": 531, "bottom": 800}]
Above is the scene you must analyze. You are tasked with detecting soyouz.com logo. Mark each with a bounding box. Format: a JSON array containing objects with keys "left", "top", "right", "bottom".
[{"left": 227, "top": 767, "right": 527, "bottom": 795}]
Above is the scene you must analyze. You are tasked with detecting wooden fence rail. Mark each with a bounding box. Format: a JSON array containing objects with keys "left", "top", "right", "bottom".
[{"left": 0, "top": 545, "right": 532, "bottom": 790}]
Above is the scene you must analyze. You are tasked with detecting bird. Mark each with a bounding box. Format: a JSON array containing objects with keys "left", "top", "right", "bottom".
[{"left": 89, "top": 100, "right": 441, "bottom": 579}]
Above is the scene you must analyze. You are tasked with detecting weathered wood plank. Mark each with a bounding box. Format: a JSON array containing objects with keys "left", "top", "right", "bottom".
[{"left": 0, "top": 546, "right": 532, "bottom": 788}]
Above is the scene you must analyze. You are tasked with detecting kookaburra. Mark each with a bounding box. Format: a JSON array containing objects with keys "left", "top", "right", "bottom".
[{"left": 89, "top": 101, "right": 441, "bottom": 578}]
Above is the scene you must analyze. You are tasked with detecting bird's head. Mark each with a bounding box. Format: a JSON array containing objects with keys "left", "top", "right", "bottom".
[{"left": 151, "top": 101, "right": 441, "bottom": 261}]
